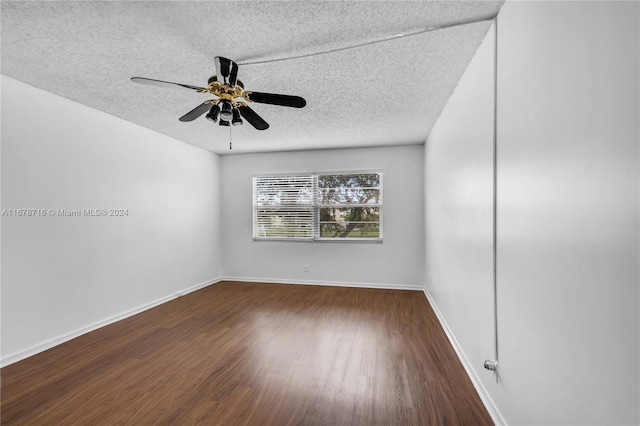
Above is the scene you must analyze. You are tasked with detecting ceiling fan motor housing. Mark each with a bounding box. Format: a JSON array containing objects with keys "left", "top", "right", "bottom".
[{"left": 208, "top": 75, "right": 244, "bottom": 89}]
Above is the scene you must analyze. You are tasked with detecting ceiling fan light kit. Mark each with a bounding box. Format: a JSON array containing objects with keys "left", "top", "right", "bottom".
[
  {"left": 231, "top": 108, "right": 243, "bottom": 126},
  {"left": 131, "top": 56, "right": 307, "bottom": 148},
  {"left": 219, "top": 100, "right": 234, "bottom": 121},
  {"left": 206, "top": 105, "right": 220, "bottom": 123}
]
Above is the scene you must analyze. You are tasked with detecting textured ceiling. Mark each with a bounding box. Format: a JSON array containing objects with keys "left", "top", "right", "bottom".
[{"left": 1, "top": 1, "right": 503, "bottom": 154}]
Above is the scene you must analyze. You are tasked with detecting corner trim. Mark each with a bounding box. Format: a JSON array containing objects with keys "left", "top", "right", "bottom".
[
  {"left": 222, "top": 276, "right": 423, "bottom": 291},
  {"left": 422, "top": 289, "right": 507, "bottom": 426},
  {"left": 0, "top": 277, "right": 223, "bottom": 367}
]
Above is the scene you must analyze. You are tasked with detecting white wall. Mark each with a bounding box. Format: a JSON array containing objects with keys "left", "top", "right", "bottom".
[
  {"left": 221, "top": 146, "right": 424, "bottom": 289},
  {"left": 1, "top": 76, "right": 222, "bottom": 365},
  {"left": 424, "top": 14, "right": 497, "bottom": 419},
  {"left": 425, "top": 2, "right": 639, "bottom": 425}
]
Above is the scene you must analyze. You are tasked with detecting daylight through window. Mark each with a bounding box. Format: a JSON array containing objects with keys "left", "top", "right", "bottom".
[{"left": 253, "top": 172, "right": 382, "bottom": 241}]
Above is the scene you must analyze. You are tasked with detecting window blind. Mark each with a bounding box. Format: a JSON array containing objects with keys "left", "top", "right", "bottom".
[{"left": 253, "top": 175, "right": 317, "bottom": 240}]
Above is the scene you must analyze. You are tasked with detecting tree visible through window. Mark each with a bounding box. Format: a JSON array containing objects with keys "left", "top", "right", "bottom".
[
  {"left": 253, "top": 171, "right": 382, "bottom": 241},
  {"left": 317, "top": 173, "right": 381, "bottom": 239}
]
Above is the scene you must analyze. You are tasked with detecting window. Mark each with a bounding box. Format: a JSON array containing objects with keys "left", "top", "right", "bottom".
[
  {"left": 253, "top": 171, "right": 382, "bottom": 241},
  {"left": 317, "top": 172, "right": 382, "bottom": 239}
]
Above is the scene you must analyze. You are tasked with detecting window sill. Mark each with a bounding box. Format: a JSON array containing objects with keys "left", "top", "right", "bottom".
[{"left": 253, "top": 237, "right": 383, "bottom": 244}]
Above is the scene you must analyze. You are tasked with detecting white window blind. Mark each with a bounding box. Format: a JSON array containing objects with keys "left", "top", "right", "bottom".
[
  {"left": 253, "top": 175, "right": 317, "bottom": 240},
  {"left": 253, "top": 171, "right": 382, "bottom": 241}
]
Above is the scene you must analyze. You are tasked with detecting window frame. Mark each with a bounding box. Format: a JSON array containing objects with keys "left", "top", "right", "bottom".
[{"left": 252, "top": 170, "right": 383, "bottom": 243}]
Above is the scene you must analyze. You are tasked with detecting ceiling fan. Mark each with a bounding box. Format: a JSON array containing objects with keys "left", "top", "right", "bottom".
[{"left": 131, "top": 56, "right": 306, "bottom": 131}]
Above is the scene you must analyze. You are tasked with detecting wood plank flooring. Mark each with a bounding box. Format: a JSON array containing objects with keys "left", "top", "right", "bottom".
[{"left": 1, "top": 281, "right": 492, "bottom": 425}]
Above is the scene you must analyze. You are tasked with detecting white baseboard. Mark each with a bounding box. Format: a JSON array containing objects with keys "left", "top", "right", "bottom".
[
  {"left": 222, "top": 276, "right": 423, "bottom": 291},
  {"left": 0, "top": 277, "right": 223, "bottom": 367},
  {"left": 422, "top": 289, "right": 506, "bottom": 426}
]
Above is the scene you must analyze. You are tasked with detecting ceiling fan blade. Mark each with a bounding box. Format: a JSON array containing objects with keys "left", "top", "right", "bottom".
[
  {"left": 237, "top": 105, "right": 269, "bottom": 130},
  {"left": 131, "top": 77, "right": 206, "bottom": 92},
  {"left": 246, "top": 91, "right": 306, "bottom": 108},
  {"left": 214, "top": 56, "right": 239, "bottom": 87},
  {"left": 179, "top": 102, "right": 212, "bottom": 122}
]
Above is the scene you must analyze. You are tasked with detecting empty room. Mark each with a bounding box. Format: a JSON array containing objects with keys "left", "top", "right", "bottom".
[{"left": 1, "top": 1, "right": 638, "bottom": 425}]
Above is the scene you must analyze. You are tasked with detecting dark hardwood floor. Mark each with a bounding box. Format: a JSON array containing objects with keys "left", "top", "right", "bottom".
[{"left": 1, "top": 281, "right": 492, "bottom": 425}]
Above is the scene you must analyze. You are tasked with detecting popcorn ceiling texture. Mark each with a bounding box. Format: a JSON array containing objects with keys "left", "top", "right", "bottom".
[{"left": 1, "top": 1, "right": 503, "bottom": 154}]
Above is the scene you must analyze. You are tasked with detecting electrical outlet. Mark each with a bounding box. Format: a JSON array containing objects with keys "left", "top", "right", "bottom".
[{"left": 304, "top": 265, "right": 309, "bottom": 272}]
